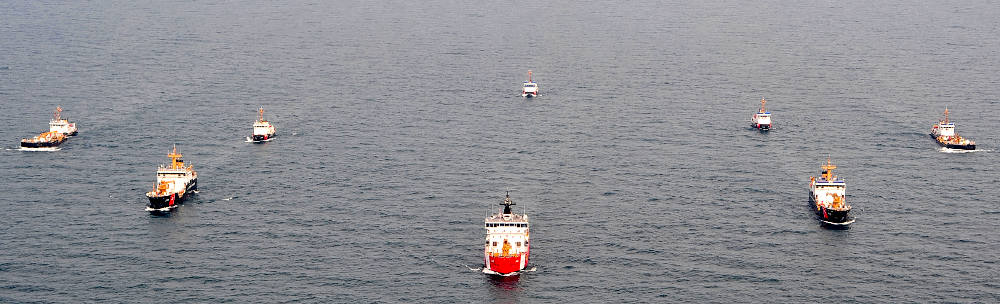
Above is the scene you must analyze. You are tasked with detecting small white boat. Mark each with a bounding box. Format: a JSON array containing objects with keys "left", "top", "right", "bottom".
[
  {"left": 521, "top": 70, "right": 538, "bottom": 97},
  {"left": 751, "top": 98, "right": 771, "bottom": 130},
  {"left": 248, "top": 106, "right": 276, "bottom": 143}
]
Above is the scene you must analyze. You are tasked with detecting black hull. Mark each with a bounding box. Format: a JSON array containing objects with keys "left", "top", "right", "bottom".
[
  {"left": 524, "top": 93, "right": 535, "bottom": 98},
  {"left": 809, "top": 191, "right": 852, "bottom": 225},
  {"left": 146, "top": 178, "right": 198, "bottom": 211},
  {"left": 20, "top": 139, "right": 66, "bottom": 148},
  {"left": 929, "top": 134, "right": 975, "bottom": 150},
  {"left": 67, "top": 131, "right": 78, "bottom": 136},
  {"left": 752, "top": 123, "right": 771, "bottom": 131},
  {"left": 251, "top": 134, "right": 275, "bottom": 142}
]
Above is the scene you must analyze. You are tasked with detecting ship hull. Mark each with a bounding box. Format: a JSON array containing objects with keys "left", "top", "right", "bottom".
[
  {"left": 486, "top": 253, "right": 529, "bottom": 275},
  {"left": 929, "top": 134, "right": 975, "bottom": 150},
  {"left": 251, "top": 134, "right": 275, "bottom": 142},
  {"left": 809, "top": 190, "right": 852, "bottom": 225},
  {"left": 522, "top": 93, "right": 535, "bottom": 98},
  {"left": 752, "top": 123, "right": 771, "bottom": 131},
  {"left": 146, "top": 178, "right": 198, "bottom": 211},
  {"left": 20, "top": 138, "right": 66, "bottom": 148}
]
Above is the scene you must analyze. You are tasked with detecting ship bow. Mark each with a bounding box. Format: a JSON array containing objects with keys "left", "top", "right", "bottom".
[{"left": 488, "top": 254, "right": 526, "bottom": 274}]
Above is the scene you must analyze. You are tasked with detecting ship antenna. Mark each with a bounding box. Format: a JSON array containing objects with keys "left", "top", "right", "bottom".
[
  {"left": 501, "top": 191, "right": 515, "bottom": 214},
  {"left": 54, "top": 105, "right": 62, "bottom": 121},
  {"left": 168, "top": 144, "right": 183, "bottom": 169},
  {"left": 759, "top": 98, "right": 766, "bottom": 113},
  {"left": 527, "top": 70, "right": 532, "bottom": 82},
  {"left": 821, "top": 156, "right": 837, "bottom": 181},
  {"left": 943, "top": 107, "right": 949, "bottom": 124},
  {"left": 259, "top": 106, "right": 265, "bottom": 122}
]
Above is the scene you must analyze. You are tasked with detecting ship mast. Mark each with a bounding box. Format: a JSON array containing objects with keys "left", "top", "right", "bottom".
[
  {"left": 527, "top": 70, "right": 532, "bottom": 83},
  {"left": 258, "top": 106, "right": 265, "bottom": 122},
  {"left": 821, "top": 157, "right": 837, "bottom": 181},
  {"left": 53, "top": 106, "right": 62, "bottom": 121},
  {"left": 500, "top": 191, "right": 515, "bottom": 214},
  {"left": 168, "top": 144, "right": 183, "bottom": 169},
  {"left": 943, "top": 107, "right": 949, "bottom": 124},
  {"left": 759, "top": 98, "right": 767, "bottom": 113}
]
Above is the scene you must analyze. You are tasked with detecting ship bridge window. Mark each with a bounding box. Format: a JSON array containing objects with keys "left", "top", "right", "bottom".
[
  {"left": 492, "top": 242, "right": 497, "bottom": 246},
  {"left": 487, "top": 223, "right": 530, "bottom": 227},
  {"left": 516, "top": 242, "right": 521, "bottom": 247}
]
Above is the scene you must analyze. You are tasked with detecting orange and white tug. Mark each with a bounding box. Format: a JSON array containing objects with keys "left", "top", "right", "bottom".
[
  {"left": 248, "top": 106, "right": 276, "bottom": 143},
  {"left": 930, "top": 108, "right": 975, "bottom": 150},
  {"left": 145, "top": 145, "right": 198, "bottom": 212},
  {"left": 809, "top": 158, "right": 853, "bottom": 226},
  {"left": 19, "top": 106, "right": 77, "bottom": 150},
  {"left": 484, "top": 192, "right": 530, "bottom": 275},
  {"left": 521, "top": 70, "right": 538, "bottom": 97},
  {"left": 20, "top": 131, "right": 67, "bottom": 150},
  {"left": 751, "top": 98, "right": 771, "bottom": 130}
]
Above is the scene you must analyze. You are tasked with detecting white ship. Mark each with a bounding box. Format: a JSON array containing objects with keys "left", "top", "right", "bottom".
[
  {"left": 145, "top": 145, "right": 198, "bottom": 212},
  {"left": 930, "top": 108, "right": 975, "bottom": 150},
  {"left": 248, "top": 106, "right": 276, "bottom": 143},
  {"left": 809, "top": 158, "right": 853, "bottom": 226},
  {"left": 751, "top": 98, "right": 771, "bottom": 130},
  {"left": 521, "top": 70, "right": 538, "bottom": 97}
]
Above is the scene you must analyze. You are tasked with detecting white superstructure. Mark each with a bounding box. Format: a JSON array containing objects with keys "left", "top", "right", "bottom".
[
  {"left": 753, "top": 112, "right": 771, "bottom": 125},
  {"left": 253, "top": 121, "right": 275, "bottom": 137},
  {"left": 485, "top": 212, "right": 530, "bottom": 259},
  {"left": 811, "top": 175, "right": 846, "bottom": 208},
  {"left": 931, "top": 110, "right": 956, "bottom": 138},
  {"left": 48, "top": 106, "right": 78, "bottom": 135}
]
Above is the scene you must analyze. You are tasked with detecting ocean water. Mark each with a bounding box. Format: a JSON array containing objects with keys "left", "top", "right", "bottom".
[{"left": 1, "top": 0, "right": 998, "bottom": 302}]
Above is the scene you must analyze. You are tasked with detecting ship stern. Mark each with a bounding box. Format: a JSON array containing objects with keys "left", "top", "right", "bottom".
[{"left": 147, "top": 193, "right": 176, "bottom": 210}]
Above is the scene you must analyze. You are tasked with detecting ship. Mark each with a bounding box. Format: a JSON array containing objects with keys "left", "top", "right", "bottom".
[
  {"left": 248, "top": 106, "right": 276, "bottom": 143},
  {"left": 145, "top": 145, "right": 198, "bottom": 212},
  {"left": 809, "top": 158, "right": 853, "bottom": 226},
  {"left": 930, "top": 108, "right": 975, "bottom": 150},
  {"left": 49, "top": 106, "right": 78, "bottom": 136},
  {"left": 750, "top": 98, "right": 771, "bottom": 130},
  {"left": 521, "top": 70, "right": 538, "bottom": 97},
  {"left": 484, "top": 192, "right": 530, "bottom": 276},
  {"left": 20, "top": 131, "right": 67, "bottom": 149}
]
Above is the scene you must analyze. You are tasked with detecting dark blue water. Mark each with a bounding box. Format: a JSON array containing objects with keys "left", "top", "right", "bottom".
[{"left": 2, "top": 0, "right": 998, "bottom": 302}]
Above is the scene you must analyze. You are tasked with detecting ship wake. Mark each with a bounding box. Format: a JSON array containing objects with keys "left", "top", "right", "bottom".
[
  {"left": 479, "top": 266, "right": 536, "bottom": 276},
  {"left": 939, "top": 147, "right": 988, "bottom": 153},
  {"left": 18, "top": 147, "right": 60, "bottom": 152},
  {"left": 245, "top": 137, "right": 274, "bottom": 143}
]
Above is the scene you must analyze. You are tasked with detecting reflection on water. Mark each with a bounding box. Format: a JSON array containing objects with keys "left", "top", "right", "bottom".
[{"left": 487, "top": 274, "right": 522, "bottom": 304}]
